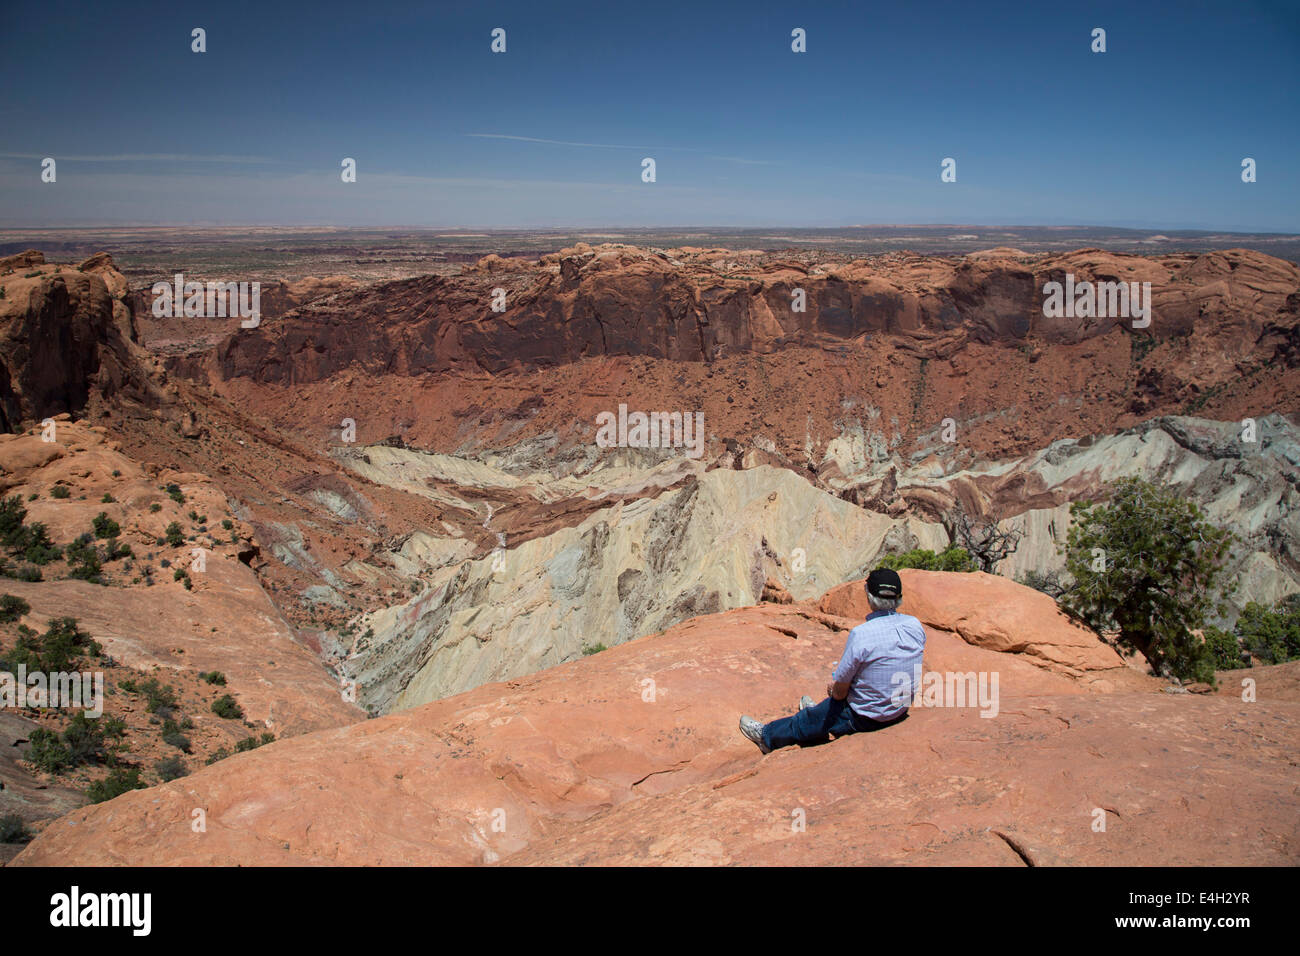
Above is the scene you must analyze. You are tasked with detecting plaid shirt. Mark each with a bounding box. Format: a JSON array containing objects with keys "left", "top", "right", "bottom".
[{"left": 831, "top": 609, "right": 927, "bottom": 720}]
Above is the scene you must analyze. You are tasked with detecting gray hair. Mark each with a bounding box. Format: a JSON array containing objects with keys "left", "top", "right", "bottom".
[{"left": 867, "top": 591, "right": 901, "bottom": 612}]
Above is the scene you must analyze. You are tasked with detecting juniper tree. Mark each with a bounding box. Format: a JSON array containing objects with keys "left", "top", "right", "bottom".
[{"left": 1060, "top": 477, "right": 1235, "bottom": 683}]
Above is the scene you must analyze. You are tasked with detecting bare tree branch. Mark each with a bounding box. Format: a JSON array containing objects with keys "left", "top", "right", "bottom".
[{"left": 943, "top": 508, "right": 1024, "bottom": 574}]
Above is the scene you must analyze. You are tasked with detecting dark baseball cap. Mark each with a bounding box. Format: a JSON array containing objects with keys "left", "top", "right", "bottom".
[{"left": 867, "top": 568, "right": 903, "bottom": 598}]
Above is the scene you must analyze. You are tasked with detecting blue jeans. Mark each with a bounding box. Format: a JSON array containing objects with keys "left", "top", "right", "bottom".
[{"left": 761, "top": 697, "right": 908, "bottom": 751}]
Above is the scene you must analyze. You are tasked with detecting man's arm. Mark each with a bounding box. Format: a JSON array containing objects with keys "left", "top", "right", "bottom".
[
  {"left": 826, "top": 679, "right": 852, "bottom": 700},
  {"left": 827, "top": 630, "right": 860, "bottom": 701}
]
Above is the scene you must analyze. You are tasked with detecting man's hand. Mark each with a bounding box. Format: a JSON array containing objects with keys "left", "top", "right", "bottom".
[{"left": 827, "top": 680, "right": 850, "bottom": 701}]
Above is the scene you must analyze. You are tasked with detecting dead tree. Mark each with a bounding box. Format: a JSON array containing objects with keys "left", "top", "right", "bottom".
[{"left": 944, "top": 508, "right": 1024, "bottom": 573}]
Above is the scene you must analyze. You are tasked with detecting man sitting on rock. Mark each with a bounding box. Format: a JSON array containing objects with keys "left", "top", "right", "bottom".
[{"left": 739, "top": 568, "right": 926, "bottom": 753}]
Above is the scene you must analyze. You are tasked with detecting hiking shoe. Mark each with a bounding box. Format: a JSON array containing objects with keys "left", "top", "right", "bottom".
[
  {"left": 799, "top": 695, "right": 815, "bottom": 711},
  {"left": 738, "top": 716, "right": 770, "bottom": 754}
]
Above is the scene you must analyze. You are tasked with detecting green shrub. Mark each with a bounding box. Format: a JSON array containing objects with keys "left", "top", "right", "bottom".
[
  {"left": 1236, "top": 595, "right": 1300, "bottom": 665},
  {"left": 0, "top": 498, "right": 59, "bottom": 563},
  {"left": 1203, "top": 625, "right": 1246, "bottom": 670},
  {"left": 161, "top": 718, "right": 192, "bottom": 753},
  {"left": 199, "top": 671, "right": 227, "bottom": 686},
  {"left": 878, "top": 546, "right": 977, "bottom": 573},
  {"left": 1130, "top": 334, "right": 1158, "bottom": 363},
  {"left": 104, "top": 537, "right": 131, "bottom": 561},
  {"left": 155, "top": 755, "right": 188, "bottom": 782},
  {"left": 25, "top": 728, "right": 73, "bottom": 773},
  {"left": 0, "top": 496, "right": 61, "bottom": 565},
  {"left": 100, "top": 493, "right": 115, "bottom": 504},
  {"left": 50, "top": 485, "right": 70, "bottom": 500},
  {"left": 64, "top": 535, "right": 104, "bottom": 584},
  {"left": 221, "top": 519, "right": 233, "bottom": 531},
  {"left": 0, "top": 495, "right": 26, "bottom": 547},
  {"left": 61, "top": 712, "right": 127, "bottom": 766},
  {"left": 85, "top": 768, "right": 146, "bottom": 804},
  {"left": 5, "top": 616, "right": 100, "bottom": 672},
  {"left": 582, "top": 643, "right": 607, "bottom": 655},
  {"left": 24, "top": 712, "right": 125, "bottom": 773},
  {"left": 234, "top": 732, "right": 275, "bottom": 753},
  {"left": 211, "top": 695, "right": 243, "bottom": 719},
  {"left": 22, "top": 524, "right": 60, "bottom": 565},
  {"left": 92, "top": 512, "right": 120, "bottom": 539},
  {"left": 1206, "top": 595, "right": 1300, "bottom": 670},
  {"left": 164, "top": 522, "right": 184, "bottom": 547},
  {"left": 129, "top": 677, "right": 177, "bottom": 716},
  {"left": 0, "top": 813, "right": 32, "bottom": 843},
  {"left": 165, "top": 484, "right": 185, "bottom": 504},
  {"left": 0, "top": 593, "right": 30, "bottom": 623}
]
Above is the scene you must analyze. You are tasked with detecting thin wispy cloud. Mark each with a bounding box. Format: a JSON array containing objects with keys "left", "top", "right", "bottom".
[
  {"left": 466, "top": 134, "right": 777, "bottom": 166},
  {"left": 707, "top": 155, "right": 778, "bottom": 166},
  {"left": 466, "top": 134, "right": 654, "bottom": 150}
]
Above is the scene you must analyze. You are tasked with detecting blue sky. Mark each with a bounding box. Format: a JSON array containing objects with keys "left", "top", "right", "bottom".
[{"left": 1, "top": 0, "right": 1296, "bottom": 230}]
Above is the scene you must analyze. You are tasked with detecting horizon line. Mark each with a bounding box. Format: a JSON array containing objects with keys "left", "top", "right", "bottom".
[{"left": 1, "top": 223, "right": 1297, "bottom": 237}]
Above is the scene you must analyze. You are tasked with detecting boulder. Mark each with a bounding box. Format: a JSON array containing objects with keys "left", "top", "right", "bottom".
[{"left": 820, "top": 570, "right": 1129, "bottom": 677}]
